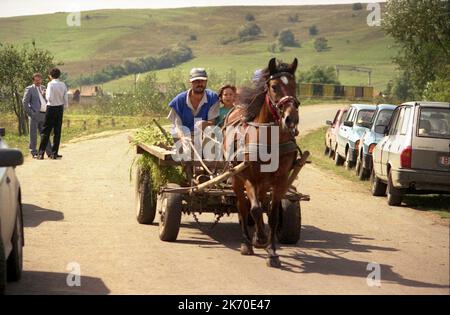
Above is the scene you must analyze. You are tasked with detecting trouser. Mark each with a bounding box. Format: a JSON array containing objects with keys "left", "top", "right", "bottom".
[
  {"left": 29, "top": 112, "right": 52, "bottom": 156},
  {"left": 39, "top": 105, "right": 64, "bottom": 156}
]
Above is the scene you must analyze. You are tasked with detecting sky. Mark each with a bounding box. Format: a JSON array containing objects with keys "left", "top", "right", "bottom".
[{"left": 0, "top": 0, "right": 379, "bottom": 17}]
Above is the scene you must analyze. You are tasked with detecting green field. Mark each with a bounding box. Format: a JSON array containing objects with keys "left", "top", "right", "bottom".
[{"left": 0, "top": 4, "right": 398, "bottom": 93}]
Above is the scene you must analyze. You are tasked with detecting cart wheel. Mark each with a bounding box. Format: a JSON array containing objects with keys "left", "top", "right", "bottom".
[
  {"left": 277, "top": 198, "right": 301, "bottom": 244},
  {"left": 159, "top": 183, "right": 183, "bottom": 242},
  {"left": 135, "top": 166, "right": 156, "bottom": 224}
]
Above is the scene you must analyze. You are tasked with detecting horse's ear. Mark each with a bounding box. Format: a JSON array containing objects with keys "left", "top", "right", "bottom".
[
  {"left": 268, "top": 58, "right": 277, "bottom": 75},
  {"left": 289, "top": 58, "right": 298, "bottom": 74}
]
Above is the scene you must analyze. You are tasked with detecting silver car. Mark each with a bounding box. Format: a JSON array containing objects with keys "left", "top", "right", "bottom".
[
  {"left": 371, "top": 101, "right": 450, "bottom": 206},
  {"left": 0, "top": 128, "right": 24, "bottom": 294}
]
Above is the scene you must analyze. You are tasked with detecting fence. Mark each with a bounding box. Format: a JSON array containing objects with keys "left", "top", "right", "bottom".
[{"left": 298, "top": 83, "right": 374, "bottom": 101}]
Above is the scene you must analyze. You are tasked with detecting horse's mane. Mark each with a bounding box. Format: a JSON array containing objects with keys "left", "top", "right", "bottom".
[{"left": 239, "top": 60, "right": 294, "bottom": 122}]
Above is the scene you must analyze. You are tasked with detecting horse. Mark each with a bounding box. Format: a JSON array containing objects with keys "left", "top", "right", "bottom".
[{"left": 223, "top": 58, "right": 300, "bottom": 267}]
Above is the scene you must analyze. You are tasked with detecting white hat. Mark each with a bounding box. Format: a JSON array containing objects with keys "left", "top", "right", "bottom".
[{"left": 189, "top": 68, "right": 208, "bottom": 82}]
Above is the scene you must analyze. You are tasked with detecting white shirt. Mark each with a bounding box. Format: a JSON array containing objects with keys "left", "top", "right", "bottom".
[
  {"left": 46, "top": 79, "right": 68, "bottom": 109},
  {"left": 167, "top": 89, "right": 219, "bottom": 128},
  {"left": 34, "top": 84, "right": 47, "bottom": 112}
]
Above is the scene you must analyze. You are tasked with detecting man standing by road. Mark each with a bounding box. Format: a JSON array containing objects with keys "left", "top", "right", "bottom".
[
  {"left": 37, "top": 68, "right": 68, "bottom": 160},
  {"left": 22, "top": 73, "right": 52, "bottom": 158},
  {"left": 167, "top": 68, "right": 219, "bottom": 138}
]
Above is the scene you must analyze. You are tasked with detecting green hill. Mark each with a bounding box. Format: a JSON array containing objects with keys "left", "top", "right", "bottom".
[{"left": 0, "top": 4, "right": 398, "bottom": 92}]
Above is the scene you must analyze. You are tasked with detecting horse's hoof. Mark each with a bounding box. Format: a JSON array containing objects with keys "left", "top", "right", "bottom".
[
  {"left": 266, "top": 256, "right": 281, "bottom": 268},
  {"left": 240, "top": 243, "right": 254, "bottom": 255}
]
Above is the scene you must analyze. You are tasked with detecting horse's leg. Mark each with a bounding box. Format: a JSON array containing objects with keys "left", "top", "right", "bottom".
[
  {"left": 233, "top": 178, "right": 253, "bottom": 255},
  {"left": 265, "top": 188, "right": 283, "bottom": 268},
  {"left": 246, "top": 181, "right": 268, "bottom": 248}
]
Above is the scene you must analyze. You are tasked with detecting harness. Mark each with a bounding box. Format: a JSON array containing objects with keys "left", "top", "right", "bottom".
[{"left": 223, "top": 71, "right": 303, "bottom": 160}]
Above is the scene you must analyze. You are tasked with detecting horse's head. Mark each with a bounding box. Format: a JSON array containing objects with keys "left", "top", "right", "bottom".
[{"left": 266, "top": 58, "right": 300, "bottom": 135}]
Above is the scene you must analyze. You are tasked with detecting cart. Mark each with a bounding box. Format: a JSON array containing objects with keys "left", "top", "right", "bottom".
[{"left": 130, "top": 133, "right": 310, "bottom": 244}]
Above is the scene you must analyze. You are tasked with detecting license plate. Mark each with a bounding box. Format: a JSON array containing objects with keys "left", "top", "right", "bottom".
[{"left": 439, "top": 155, "right": 449, "bottom": 166}]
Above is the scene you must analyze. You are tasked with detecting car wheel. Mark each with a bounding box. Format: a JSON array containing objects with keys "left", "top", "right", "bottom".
[
  {"left": 356, "top": 154, "right": 369, "bottom": 180},
  {"left": 370, "top": 168, "right": 387, "bottom": 196},
  {"left": 334, "top": 146, "right": 344, "bottom": 166},
  {"left": 344, "top": 149, "right": 354, "bottom": 170},
  {"left": 387, "top": 170, "right": 403, "bottom": 206},
  {"left": 328, "top": 144, "right": 334, "bottom": 159},
  {"left": 0, "top": 235, "right": 6, "bottom": 295},
  {"left": 7, "top": 203, "right": 24, "bottom": 282}
]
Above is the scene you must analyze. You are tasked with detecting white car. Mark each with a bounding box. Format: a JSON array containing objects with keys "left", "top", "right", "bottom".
[{"left": 0, "top": 128, "right": 24, "bottom": 294}]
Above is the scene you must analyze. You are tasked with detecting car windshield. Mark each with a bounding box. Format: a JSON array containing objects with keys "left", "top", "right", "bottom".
[
  {"left": 418, "top": 107, "right": 450, "bottom": 139},
  {"left": 374, "top": 109, "right": 394, "bottom": 127},
  {"left": 356, "top": 109, "right": 375, "bottom": 126}
]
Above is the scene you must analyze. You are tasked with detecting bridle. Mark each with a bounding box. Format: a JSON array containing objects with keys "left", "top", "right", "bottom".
[{"left": 265, "top": 72, "right": 300, "bottom": 126}]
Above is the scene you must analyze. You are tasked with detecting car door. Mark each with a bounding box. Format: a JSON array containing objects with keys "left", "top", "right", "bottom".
[
  {"left": 389, "top": 106, "right": 413, "bottom": 171},
  {"left": 380, "top": 107, "right": 403, "bottom": 178},
  {"left": 0, "top": 165, "right": 15, "bottom": 258},
  {"left": 337, "top": 107, "right": 355, "bottom": 156}
]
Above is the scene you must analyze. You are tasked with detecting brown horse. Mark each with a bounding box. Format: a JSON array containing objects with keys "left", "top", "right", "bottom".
[{"left": 224, "top": 58, "right": 300, "bottom": 267}]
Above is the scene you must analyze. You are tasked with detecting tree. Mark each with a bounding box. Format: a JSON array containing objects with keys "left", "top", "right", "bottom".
[
  {"left": 278, "top": 29, "right": 299, "bottom": 47},
  {"left": 383, "top": 0, "right": 450, "bottom": 97},
  {"left": 245, "top": 13, "right": 255, "bottom": 22},
  {"left": 352, "top": 3, "right": 363, "bottom": 10},
  {"left": 0, "top": 42, "right": 55, "bottom": 135},
  {"left": 314, "top": 37, "right": 329, "bottom": 52},
  {"left": 299, "top": 66, "right": 340, "bottom": 84},
  {"left": 238, "top": 22, "right": 262, "bottom": 42},
  {"left": 309, "top": 25, "right": 318, "bottom": 36},
  {"left": 391, "top": 71, "right": 415, "bottom": 101}
]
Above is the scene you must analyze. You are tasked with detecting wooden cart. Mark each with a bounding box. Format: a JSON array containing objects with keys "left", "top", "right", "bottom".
[{"left": 130, "top": 135, "right": 310, "bottom": 244}]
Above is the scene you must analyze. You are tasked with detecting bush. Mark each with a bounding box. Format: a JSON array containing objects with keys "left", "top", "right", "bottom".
[
  {"left": 309, "top": 25, "right": 318, "bottom": 36},
  {"left": 245, "top": 13, "right": 255, "bottom": 22},
  {"left": 352, "top": 3, "right": 363, "bottom": 10},
  {"left": 278, "top": 29, "right": 299, "bottom": 47},
  {"left": 314, "top": 37, "right": 329, "bottom": 52},
  {"left": 422, "top": 72, "right": 450, "bottom": 102},
  {"left": 77, "top": 44, "right": 193, "bottom": 85},
  {"left": 272, "top": 30, "right": 279, "bottom": 38},
  {"left": 288, "top": 14, "right": 299, "bottom": 23},
  {"left": 268, "top": 42, "right": 285, "bottom": 53},
  {"left": 238, "top": 22, "right": 262, "bottom": 42},
  {"left": 392, "top": 71, "right": 416, "bottom": 101},
  {"left": 299, "top": 66, "right": 340, "bottom": 84},
  {"left": 190, "top": 34, "right": 197, "bottom": 41}
]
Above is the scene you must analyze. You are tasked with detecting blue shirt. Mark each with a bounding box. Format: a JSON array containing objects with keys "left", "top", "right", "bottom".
[{"left": 168, "top": 89, "right": 219, "bottom": 131}]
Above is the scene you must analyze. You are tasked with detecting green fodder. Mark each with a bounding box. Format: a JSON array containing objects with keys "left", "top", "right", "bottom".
[{"left": 131, "top": 124, "right": 185, "bottom": 191}]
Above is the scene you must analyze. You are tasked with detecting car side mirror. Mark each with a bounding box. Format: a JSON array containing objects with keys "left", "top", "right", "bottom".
[
  {"left": 374, "top": 125, "right": 388, "bottom": 135},
  {"left": 0, "top": 148, "right": 24, "bottom": 167},
  {"left": 326, "top": 120, "right": 332, "bottom": 126},
  {"left": 0, "top": 128, "right": 5, "bottom": 137},
  {"left": 343, "top": 121, "right": 354, "bottom": 127}
]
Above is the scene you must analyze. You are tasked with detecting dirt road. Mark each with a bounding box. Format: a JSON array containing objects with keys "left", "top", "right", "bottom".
[{"left": 7, "top": 104, "right": 449, "bottom": 294}]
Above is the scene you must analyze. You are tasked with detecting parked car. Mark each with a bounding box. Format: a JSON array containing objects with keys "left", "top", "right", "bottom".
[
  {"left": 371, "top": 101, "right": 450, "bottom": 206},
  {"left": 324, "top": 107, "right": 348, "bottom": 159},
  {"left": 335, "top": 104, "right": 377, "bottom": 169},
  {"left": 0, "top": 128, "right": 24, "bottom": 294},
  {"left": 355, "top": 104, "right": 397, "bottom": 180}
]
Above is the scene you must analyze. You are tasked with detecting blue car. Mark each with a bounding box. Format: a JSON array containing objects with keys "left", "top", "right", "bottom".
[
  {"left": 355, "top": 104, "right": 396, "bottom": 180},
  {"left": 335, "top": 104, "right": 377, "bottom": 169}
]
